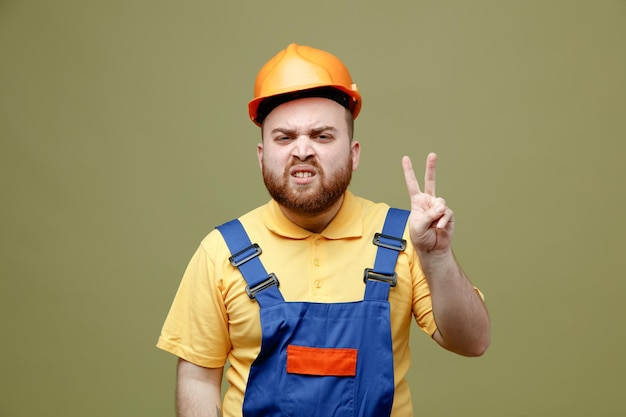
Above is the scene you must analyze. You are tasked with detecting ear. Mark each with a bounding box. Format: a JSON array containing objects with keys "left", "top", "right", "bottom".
[
  {"left": 257, "top": 142, "right": 264, "bottom": 170},
  {"left": 351, "top": 140, "right": 361, "bottom": 171}
]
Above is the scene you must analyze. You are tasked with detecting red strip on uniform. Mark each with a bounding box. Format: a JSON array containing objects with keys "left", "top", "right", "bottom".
[{"left": 286, "top": 345, "right": 358, "bottom": 376}]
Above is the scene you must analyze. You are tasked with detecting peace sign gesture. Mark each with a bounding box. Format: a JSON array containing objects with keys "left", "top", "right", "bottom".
[{"left": 402, "top": 153, "right": 455, "bottom": 254}]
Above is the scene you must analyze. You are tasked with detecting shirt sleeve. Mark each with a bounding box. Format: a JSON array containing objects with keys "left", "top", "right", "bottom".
[
  {"left": 156, "top": 236, "right": 230, "bottom": 368},
  {"left": 411, "top": 260, "right": 438, "bottom": 337}
]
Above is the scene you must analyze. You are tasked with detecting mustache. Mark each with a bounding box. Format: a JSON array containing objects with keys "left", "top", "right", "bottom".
[{"left": 286, "top": 158, "right": 322, "bottom": 172}]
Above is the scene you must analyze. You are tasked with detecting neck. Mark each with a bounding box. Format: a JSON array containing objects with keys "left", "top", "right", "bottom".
[{"left": 278, "top": 194, "right": 345, "bottom": 233}]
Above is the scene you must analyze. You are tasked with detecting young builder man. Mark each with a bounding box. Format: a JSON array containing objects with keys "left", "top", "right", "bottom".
[{"left": 157, "top": 43, "right": 490, "bottom": 417}]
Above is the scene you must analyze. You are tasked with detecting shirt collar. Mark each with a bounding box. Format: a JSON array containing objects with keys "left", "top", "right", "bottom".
[{"left": 262, "top": 191, "right": 363, "bottom": 240}]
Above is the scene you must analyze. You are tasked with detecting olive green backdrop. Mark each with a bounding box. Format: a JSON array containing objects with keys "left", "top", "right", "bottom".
[{"left": 1, "top": 1, "right": 625, "bottom": 416}]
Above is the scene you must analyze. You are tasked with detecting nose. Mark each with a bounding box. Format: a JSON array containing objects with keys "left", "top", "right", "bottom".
[{"left": 292, "top": 136, "right": 315, "bottom": 161}]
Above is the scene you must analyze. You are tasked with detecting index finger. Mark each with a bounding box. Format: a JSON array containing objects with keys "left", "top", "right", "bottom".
[
  {"left": 424, "top": 152, "right": 437, "bottom": 196},
  {"left": 402, "top": 155, "right": 422, "bottom": 198}
]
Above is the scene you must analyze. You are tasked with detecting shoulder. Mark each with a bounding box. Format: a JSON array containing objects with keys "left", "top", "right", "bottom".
[
  {"left": 344, "top": 192, "right": 392, "bottom": 225},
  {"left": 197, "top": 203, "right": 269, "bottom": 260},
  {"left": 352, "top": 194, "right": 407, "bottom": 233}
]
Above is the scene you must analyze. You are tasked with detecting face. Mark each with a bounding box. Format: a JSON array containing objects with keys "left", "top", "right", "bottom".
[{"left": 257, "top": 97, "right": 360, "bottom": 217}]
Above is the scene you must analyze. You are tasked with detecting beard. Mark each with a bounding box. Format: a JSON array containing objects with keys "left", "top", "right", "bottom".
[{"left": 262, "top": 157, "right": 353, "bottom": 217}]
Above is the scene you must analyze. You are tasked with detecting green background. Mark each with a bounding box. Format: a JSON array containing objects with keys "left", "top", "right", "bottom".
[{"left": 1, "top": 1, "right": 625, "bottom": 416}]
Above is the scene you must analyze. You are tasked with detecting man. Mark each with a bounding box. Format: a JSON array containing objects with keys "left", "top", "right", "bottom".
[{"left": 157, "top": 43, "right": 490, "bottom": 417}]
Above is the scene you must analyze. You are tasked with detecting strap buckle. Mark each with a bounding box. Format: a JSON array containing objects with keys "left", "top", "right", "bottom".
[
  {"left": 373, "top": 233, "right": 406, "bottom": 251},
  {"left": 229, "top": 243, "right": 262, "bottom": 267},
  {"left": 363, "top": 268, "right": 397, "bottom": 287},
  {"left": 246, "top": 273, "right": 280, "bottom": 299}
]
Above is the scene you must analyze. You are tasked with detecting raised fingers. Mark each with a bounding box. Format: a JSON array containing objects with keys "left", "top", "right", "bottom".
[
  {"left": 402, "top": 155, "right": 422, "bottom": 198},
  {"left": 424, "top": 152, "right": 437, "bottom": 196}
]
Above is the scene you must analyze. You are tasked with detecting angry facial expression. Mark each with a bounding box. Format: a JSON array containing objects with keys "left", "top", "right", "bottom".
[{"left": 258, "top": 97, "right": 360, "bottom": 217}]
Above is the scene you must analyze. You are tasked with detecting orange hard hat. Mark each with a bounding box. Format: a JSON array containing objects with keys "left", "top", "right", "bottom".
[{"left": 248, "top": 43, "right": 362, "bottom": 126}]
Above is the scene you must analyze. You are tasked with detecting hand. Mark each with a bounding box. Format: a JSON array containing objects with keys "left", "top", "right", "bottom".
[{"left": 402, "top": 153, "right": 454, "bottom": 254}]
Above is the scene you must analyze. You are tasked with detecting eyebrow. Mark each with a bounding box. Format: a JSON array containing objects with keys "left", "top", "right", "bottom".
[
  {"left": 269, "top": 127, "right": 296, "bottom": 137},
  {"left": 310, "top": 126, "right": 337, "bottom": 136},
  {"left": 269, "top": 125, "right": 338, "bottom": 136}
]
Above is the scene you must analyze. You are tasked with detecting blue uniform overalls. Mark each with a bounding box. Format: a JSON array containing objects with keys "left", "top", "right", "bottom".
[{"left": 217, "top": 208, "right": 409, "bottom": 417}]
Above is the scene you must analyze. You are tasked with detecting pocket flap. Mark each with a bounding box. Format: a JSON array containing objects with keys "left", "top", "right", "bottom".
[{"left": 286, "top": 345, "right": 357, "bottom": 376}]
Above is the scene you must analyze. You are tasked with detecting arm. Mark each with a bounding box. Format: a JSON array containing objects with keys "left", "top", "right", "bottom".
[
  {"left": 176, "top": 358, "right": 224, "bottom": 417},
  {"left": 403, "top": 154, "right": 490, "bottom": 357}
]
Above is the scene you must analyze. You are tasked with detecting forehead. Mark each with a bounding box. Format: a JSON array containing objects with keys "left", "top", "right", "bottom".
[{"left": 262, "top": 97, "right": 349, "bottom": 134}]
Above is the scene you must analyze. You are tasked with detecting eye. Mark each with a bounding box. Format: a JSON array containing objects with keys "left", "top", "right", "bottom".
[{"left": 314, "top": 132, "right": 333, "bottom": 141}]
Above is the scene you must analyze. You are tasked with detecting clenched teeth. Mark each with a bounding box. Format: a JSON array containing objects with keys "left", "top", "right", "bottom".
[{"left": 294, "top": 172, "right": 313, "bottom": 178}]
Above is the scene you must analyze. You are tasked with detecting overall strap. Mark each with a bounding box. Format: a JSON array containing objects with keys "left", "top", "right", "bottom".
[
  {"left": 216, "top": 219, "right": 284, "bottom": 307},
  {"left": 364, "top": 208, "right": 410, "bottom": 301}
]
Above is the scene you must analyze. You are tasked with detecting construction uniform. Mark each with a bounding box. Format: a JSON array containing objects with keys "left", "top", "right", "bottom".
[{"left": 157, "top": 192, "right": 438, "bottom": 416}]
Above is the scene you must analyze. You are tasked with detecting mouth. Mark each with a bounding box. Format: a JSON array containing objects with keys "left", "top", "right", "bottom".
[{"left": 290, "top": 166, "right": 317, "bottom": 183}]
